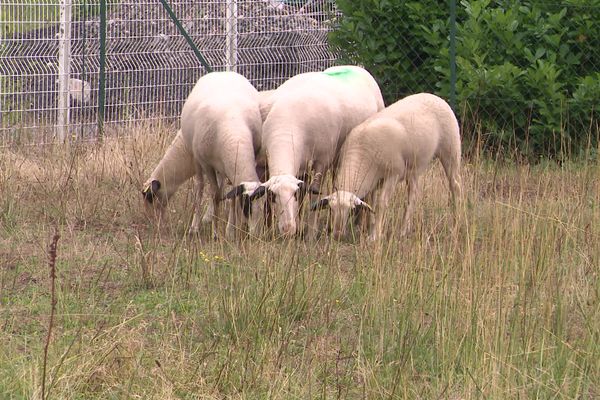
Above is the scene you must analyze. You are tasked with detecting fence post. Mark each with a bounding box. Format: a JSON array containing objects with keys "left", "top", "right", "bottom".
[
  {"left": 57, "top": 0, "right": 72, "bottom": 142},
  {"left": 159, "top": 0, "right": 212, "bottom": 73},
  {"left": 98, "top": 0, "right": 106, "bottom": 139},
  {"left": 225, "top": 0, "right": 238, "bottom": 72},
  {"left": 449, "top": 0, "right": 457, "bottom": 112},
  {"left": 79, "top": 0, "right": 88, "bottom": 139}
]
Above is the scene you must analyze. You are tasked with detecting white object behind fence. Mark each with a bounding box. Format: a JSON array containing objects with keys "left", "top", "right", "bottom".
[{"left": 0, "top": 0, "right": 340, "bottom": 144}]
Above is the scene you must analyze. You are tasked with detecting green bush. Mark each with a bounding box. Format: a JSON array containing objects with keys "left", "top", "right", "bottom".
[
  {"left": 330, "top": 0, "right": 600, "bottom": 159},
  {"left": 329, "top": 0, "right": 449, "bottom": 105}
]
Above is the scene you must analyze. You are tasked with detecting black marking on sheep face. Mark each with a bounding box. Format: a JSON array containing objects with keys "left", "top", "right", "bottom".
[
  {"left": 249, "top": 185, "right": 267, "bottom": 201},
  {"left": 242, "top": 194, "right": 252, "bottom": 218},
  {"left": 142, "top": 180, "right": 161, "bottom": 203},
  {"left": 224, "top": 185, "right": 258, "bottom": 219},
  {"left": 310, "top": 198, "right": 329, "bottom": 211},
  {"left": 224, "top": 184, "right": 245, "bottom": 200}
]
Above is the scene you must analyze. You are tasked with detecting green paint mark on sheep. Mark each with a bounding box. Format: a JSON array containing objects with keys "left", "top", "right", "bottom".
[{"left": 322, "top": 66, "right": 361, "bottom": 82}]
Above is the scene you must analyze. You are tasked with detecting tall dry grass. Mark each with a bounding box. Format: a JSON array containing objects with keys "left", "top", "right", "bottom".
[{"left": 1, "top": 123, "right": 598, "bottom": 399}]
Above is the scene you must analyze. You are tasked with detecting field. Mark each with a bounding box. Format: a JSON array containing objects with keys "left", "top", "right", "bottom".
[{"left": 1, "top": 124, "right": 599, "bottom": 399}]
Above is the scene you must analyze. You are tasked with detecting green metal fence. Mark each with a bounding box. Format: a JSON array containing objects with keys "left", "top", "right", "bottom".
[{"left": 1, "top": 0, "right": 338, "bottom": 144}]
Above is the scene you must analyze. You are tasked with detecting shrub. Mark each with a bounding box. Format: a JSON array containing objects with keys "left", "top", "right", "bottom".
[
  {"left": 330, "top": 0, "right": 600, "bottom": 158},
  {"left": 329, "top": 0, "right": 449, "bottom": 105}
]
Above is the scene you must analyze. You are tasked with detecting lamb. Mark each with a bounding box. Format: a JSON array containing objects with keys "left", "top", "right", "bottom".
[
  {"left": 249, "top": 65, "right": 385, "bottom": 237},
  {"left": 311, "top": 92, "right": 462, "bottom": 241},
  {"left": 142, "top": 71, "right": 264, "bottom": 238}
]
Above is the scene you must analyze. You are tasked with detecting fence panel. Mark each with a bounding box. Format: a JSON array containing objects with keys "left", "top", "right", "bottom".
[{"left": 0, "top": 0, "right": 339, "bottom": 144}]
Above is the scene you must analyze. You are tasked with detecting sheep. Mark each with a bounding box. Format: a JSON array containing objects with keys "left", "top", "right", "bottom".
[
  {"left": 53, "top": 77, "right": 92, "bottom": 105},
  {"left": 195, "top": 87, "right": 274, "bottom": 226},
  {"left": 311, "top": 92, "right": 462, "bottom": 241},
  {"left": 68, "top": 78, "right": 92, "bottom": 105},
  {"left": 249, "top": 65, "right": 385, "bottom": 237},
  {"left": 258, "top": 89, "right": 277, "bottom": 122},
  {"left": 142, "top": 71, "right": 264, "bottom": 238}
]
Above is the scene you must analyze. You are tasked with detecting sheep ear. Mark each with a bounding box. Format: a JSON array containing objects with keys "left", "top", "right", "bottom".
[
  {"left": 310, "top": 198, "right": 330, "bottom": 211},
  {"left": 355, "top": 198, "right": 374, "bottom": 214},
  {"left": 223, "top": 184, "right": 245, "bottom": 200},
  {"left": 142, "top": 180, "right": 161, "bottom": 203},
  {"left": 249, "top": 185, "right": 267, "bottom": 201},
  {"left": 142, "top": 189, "right": 154, "bottom": 203}
]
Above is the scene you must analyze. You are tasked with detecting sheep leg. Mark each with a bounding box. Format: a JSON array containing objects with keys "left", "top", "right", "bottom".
[
  {"left": 225, "top": 193, "right": 243, "bottom": 240},
  {"left": 440, "top": 154, "right": 463, "bottom": 234},
  {"left": 368, "top": 176, "right": 398, "bottom": 241},
  {"left": 201, "top": 173, "right": 217, "bottom": 225},
  {"left": 304, "top": 168, "right": 325, "bottom": 240},
  {"left": 189, "top": 172, "right": 205, "bottom": 235},
  {"left": 399, "top": 174, "right": 419, "bottom": 238},
  {"left": 204, "top": 168, "right": 222, "bottom": 240},
  {"left": 354, "top": 190, "right": 375, "bottom": 235},
  {"left": 440, "top": 154, "right": 462, "bottom": 206}
]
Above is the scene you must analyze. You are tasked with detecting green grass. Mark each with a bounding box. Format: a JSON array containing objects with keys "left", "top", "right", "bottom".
[
  {"left": 1, "top": 0, "right": 102, "bottom": 37},
  {"left": 1, "top": 0, "right": 60, "bottom": 37},
  {"left": 1, "top": 124, "right": 599, "bottom": 399}
]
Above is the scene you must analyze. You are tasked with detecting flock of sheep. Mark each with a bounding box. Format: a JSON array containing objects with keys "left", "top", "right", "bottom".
[{"left": 142, "top": 66, "right": 462, "bottom": 241}]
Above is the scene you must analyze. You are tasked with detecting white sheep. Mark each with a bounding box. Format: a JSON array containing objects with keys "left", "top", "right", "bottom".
[
  {"left": 258, "top": 89, "right": 276, "bottom": 122},
  {"left": 68, "top": 78, "right": 92, "bottom": 105},
  {"left": 142, "top": 71, "right": 264, "bottom": 237},
  {"left": 311, "top": 92, "right": 462, "bottom": 241},
  {"left": 250, "top": 65, "right": 385, "bottom": 237}
]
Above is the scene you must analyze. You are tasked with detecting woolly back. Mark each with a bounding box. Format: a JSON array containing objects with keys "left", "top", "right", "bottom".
[
  {"left": 180, "top": 71, "right": 262, "bottom": 184},
  {"left": 383, "top": 93, "right": 461, "bottom": 163},
  {"left": 322, "top": 65, "right": 385, "bottom": 111}
]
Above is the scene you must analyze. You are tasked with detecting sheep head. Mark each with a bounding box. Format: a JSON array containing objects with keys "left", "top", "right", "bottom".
[
  {"left": 249, "top": 174, "right": 304, "bottom": 237},
  {"left": 142, "top": 179, "right": 168, "bottom": 219},
  {"left": 223, "top": 181, "right": 265, "bottom": 235},
  {"left": 311, "top": 190, "right": 373, "bottom": 239}
]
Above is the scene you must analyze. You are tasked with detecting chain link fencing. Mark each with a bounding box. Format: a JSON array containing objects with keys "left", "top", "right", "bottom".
[
  {"left": 331, "top": 0, "right": 600, "bottom": 159},
  {"left": 1, "top": 0, "right": 339, "bottom": 144}
]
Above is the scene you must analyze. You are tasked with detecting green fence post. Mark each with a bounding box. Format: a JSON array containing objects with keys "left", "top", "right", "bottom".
[
  {"left": 449, "top": 0, "right": 457, "bottom": 112},
  {"left": 97, "top": 0, "right": 106, "bottom": 139},
  {"left": 158, "top": 0, "right": 213, "bottom": 72}
]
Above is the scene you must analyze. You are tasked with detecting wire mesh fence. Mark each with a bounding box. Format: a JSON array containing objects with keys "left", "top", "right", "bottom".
[
  {"left": 330, "top": 0, "right": 600, "bottom": 158},
  {"left": 1, "top": 0, "right": 339, "bottom": 144},
  {"left": 2, "top": 1, "right": 599, "bottom": 157}
]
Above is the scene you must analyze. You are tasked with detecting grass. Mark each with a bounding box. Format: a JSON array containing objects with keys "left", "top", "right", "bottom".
[{"left": 1, "top": 123, "right": 599, "bottom": 399}]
